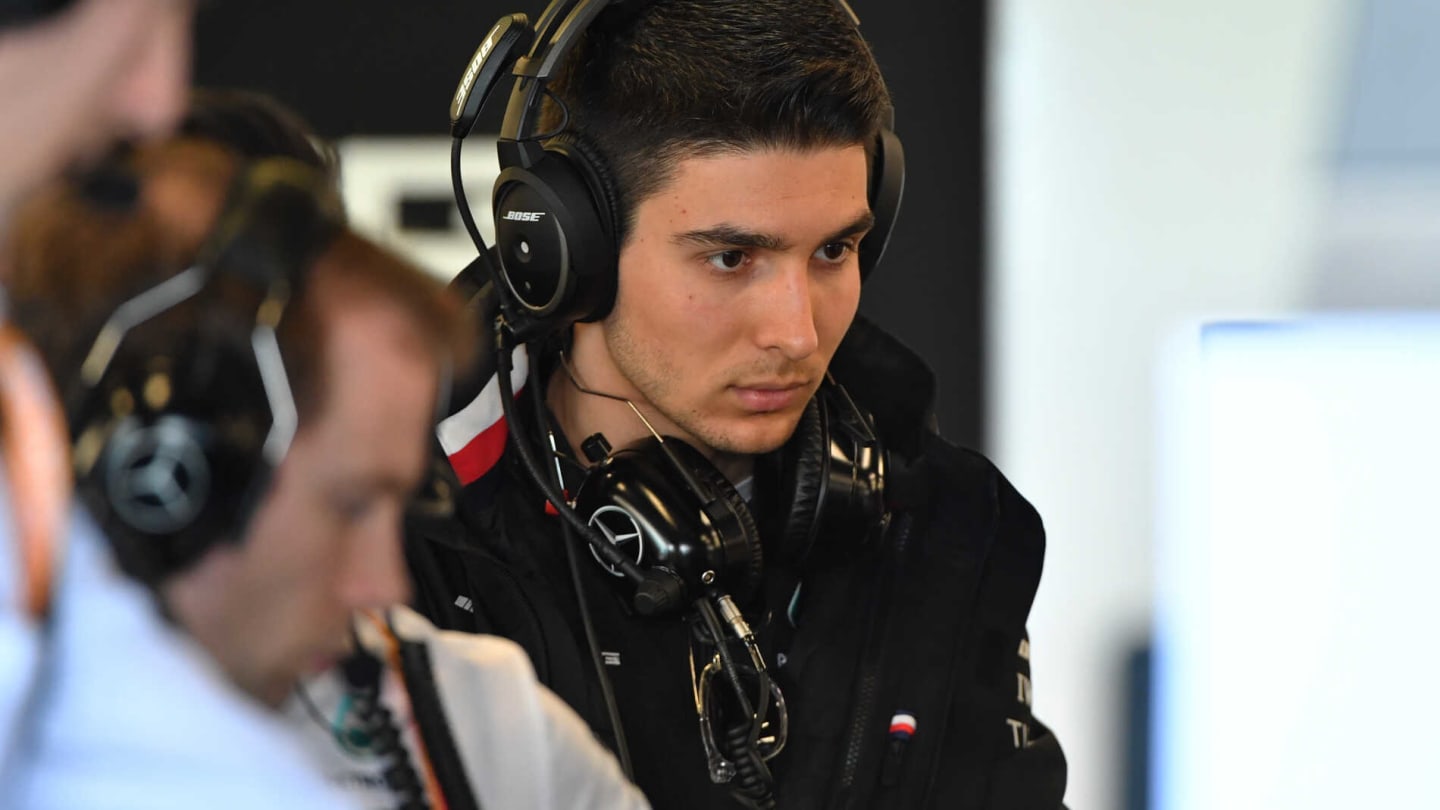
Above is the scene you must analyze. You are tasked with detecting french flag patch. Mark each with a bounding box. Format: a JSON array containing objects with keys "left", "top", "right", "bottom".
[
  {"left": 889, "top": 712, "right": 917, "bottom": 740},
  {"left": 436, "top": 345, "right": 529, "bottom": 486}
]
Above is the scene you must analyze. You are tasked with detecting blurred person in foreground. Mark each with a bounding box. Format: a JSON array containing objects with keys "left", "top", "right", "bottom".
[
  {"left": 1, "top": 137, "right": 646, "bottom": 808},
  {"left": 176, "top": 87, "right": 649, "bottom": 808},
  {"left": 0, "top": 0, "right": 192, "bottom": 240},
  {"left": 0, "top": 0, "right": 194, "bottom": 799},
  {"left": 0, "top": 0, "right": 196, "bottom": 616}
]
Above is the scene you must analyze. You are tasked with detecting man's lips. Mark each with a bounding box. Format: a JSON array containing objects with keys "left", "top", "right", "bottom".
[{"left": 730, "top": 381, "right": 810, "bottom": 412}]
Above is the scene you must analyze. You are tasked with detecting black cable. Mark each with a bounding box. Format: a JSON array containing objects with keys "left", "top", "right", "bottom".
[
  {"left": 724, "top": 720, "right": 777, "bottom": 810},
  {"left": 293, "top": 681, "right": 337, "bottom": 736},
  {"left": 525, "top": 367, "right": 637, "bottom": 780},
  {"left": 559, "top": 520, "right": 638, "bottom": 779},
  {"left": 492, "top": 322, "right": 647, "bottom": 586},
  {"left": 451, "top": 137, "right": 487, "bottom": 255},
  {"left": 395, "top": 634, "right": 483, "bottom": 810},
  {"left": 696, "top": 598, "right": 776, "bottom": 807},
  {"left": 341, "top": 645, "right": 430, "bottom": 810},
  {"left": 528, "top": 86, "right": 572, "bottom": 142},
  {"left": 695, "top": 600, "right": 756, "bottom": 730}
]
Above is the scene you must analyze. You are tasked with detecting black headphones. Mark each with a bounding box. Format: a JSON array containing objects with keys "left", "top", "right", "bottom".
[
  {"left": 66, "top": 156, "right": 343, "bottom": 585},
  {"left": 569, "top": 375, "right": 888, "bottom": 605},
  {"left": 449, "top": 0, "right": 905, "bottom": 340}
]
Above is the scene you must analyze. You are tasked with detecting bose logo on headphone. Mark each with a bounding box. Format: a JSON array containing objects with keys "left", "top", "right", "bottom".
[
  {"left": 502, "top": 210, "right": 546, "bottom": 222},
  {"left": 452, "top": 28, "right": 502, "bottom": 118}
]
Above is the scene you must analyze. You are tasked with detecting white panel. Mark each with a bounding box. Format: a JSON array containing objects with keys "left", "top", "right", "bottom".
[
  {"left": 335, "top": 135, "right": 499, "bottom": 281},
  {"left": 1154, "top": 316, "right": 1440, "bottom": 809},
  {"left": 989, "top": 2, "right": 1353, "bottom": 807}
]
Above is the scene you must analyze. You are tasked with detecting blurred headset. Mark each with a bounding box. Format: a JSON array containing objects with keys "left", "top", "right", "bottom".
[
  {"left": 0, "top": 0, "right": 73, "bottom": 27},
  {"left": 65, "top": 155, "right": 343, "bottom": 585}
]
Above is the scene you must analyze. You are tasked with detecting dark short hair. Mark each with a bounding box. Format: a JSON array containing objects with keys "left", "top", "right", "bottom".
[
  {"left": 180, "top": 88, "right": 342, "bottom": 207},
  {"left": 539, "top": 0, "right": 893, "bottom": 245},
  {"left": 4, "top": 140, "right": 472, "bottom": 429}
]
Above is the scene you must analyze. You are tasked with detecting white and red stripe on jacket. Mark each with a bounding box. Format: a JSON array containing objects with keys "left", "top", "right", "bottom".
[{"left": 435, "top": 345, "right": 529, "bottom": 487}]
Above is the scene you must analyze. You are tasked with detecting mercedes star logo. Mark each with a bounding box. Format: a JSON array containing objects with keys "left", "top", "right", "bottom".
[
  {"left": 588, "top": 504, "right": 645, "bottom": 577},
  {"left": 104, "top": 416, "right": 211, "bottom": 534}
]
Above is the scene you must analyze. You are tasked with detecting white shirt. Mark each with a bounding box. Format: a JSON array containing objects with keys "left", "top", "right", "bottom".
[
  {"left": 291, "top": 606, "right": 651, "bottom": 810},
  {"left": 0, "top": 501, "right": 357, "bottom": 809}
]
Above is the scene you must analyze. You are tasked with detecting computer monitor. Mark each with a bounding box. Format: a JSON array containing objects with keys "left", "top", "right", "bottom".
[{"left": 1152, "top": 314, "right": 1440, "bottom": 810}]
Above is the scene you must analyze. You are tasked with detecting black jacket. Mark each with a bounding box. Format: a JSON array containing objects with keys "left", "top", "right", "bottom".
[{"left": 405, "top": 316, "right": 1068, "bottom": 808}]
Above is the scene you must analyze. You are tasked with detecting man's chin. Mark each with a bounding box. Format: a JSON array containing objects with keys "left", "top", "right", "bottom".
[{"left": 701, "top": 412, "right": 805, "bottom": 458}]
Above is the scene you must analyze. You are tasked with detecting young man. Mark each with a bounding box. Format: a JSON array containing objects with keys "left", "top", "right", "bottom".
[
  {"left": 408, "top": 0, "right": 1069, "bottom": 807},
  {"left": 2, "top": 138, "right": 646, "bottom": 808}
]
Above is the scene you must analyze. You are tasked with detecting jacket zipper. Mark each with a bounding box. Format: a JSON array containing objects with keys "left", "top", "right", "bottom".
[{"left": 836, "top": 512, "right": 913, "bottom": 798}]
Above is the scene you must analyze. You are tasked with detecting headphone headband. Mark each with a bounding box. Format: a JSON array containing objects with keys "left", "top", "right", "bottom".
[{"left": 495, "top": 0, "right": 612, "bottom": 169}]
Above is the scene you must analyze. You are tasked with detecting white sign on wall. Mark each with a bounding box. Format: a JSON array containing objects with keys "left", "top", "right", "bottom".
[{"left": 335, "top": 135, "right": 500, "bottom": 282}]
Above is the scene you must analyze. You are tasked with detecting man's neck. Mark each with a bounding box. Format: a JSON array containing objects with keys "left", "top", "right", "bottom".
[{"left": 544, "top": 352, "right": 754, "bottom": 484}]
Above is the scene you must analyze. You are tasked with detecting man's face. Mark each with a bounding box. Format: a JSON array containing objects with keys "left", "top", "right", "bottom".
[
  {"left": 0, "top": 0, "right": 192, "bottom": 214},
  {"left": 167, "top": 293, "right": 436, "bottom": 706},
  {"left": 578, "top": 145, "right": 870, "bottom": 461}
]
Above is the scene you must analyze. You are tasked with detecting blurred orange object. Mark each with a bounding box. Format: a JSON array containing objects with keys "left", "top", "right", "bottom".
[{"left": 0, "top": 322, "right": 70, "bottom": 621}]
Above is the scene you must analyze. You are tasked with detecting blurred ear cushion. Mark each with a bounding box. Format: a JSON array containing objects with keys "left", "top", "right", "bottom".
[
  {"left": 774, "top": 396, "right": 828, "bottom": 563},
  {"left": 0, "top": 0, "right": 72, "bottom": 27}
]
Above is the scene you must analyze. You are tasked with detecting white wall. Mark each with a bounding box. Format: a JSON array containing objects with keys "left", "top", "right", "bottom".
[
  {"left": 990, "top": 3, "right": 1352, "bottom": 807},
  {"left": 336, "top": 135, "right": 500, "bottom": 282}
]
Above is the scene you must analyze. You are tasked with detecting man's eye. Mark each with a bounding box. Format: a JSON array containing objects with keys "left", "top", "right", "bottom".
[
  {"left": 814, "top": 242, "right": 853, "bottom": 263},
  {"left": 705, "top": 249, "right": 748, "bottom": 272}
]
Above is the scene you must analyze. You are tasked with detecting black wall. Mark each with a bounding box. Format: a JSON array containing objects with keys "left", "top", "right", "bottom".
[{"left": 194, "top": 1, "right": 988, "bottom": 448}]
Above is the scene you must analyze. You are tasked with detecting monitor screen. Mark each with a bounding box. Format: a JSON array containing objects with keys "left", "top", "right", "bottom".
[{"left": 1152, "top": 315, "right": 1440, "bottom": 810}]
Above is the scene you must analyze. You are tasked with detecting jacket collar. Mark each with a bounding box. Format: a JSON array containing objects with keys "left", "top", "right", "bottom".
[{"left": 829, "top": 314, "right": 937, "bottom": 460}]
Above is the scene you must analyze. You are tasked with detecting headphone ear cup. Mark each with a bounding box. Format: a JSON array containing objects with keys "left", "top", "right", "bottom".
[
  {"left": 74, "top": 336, "right": 275, "bottom": 584},
  {"left": 549, "top": 135, "right": 622, "bottom": 251},
  {"left": 491, "top": 135, "right": 620, "bottom": 328},
  {"left": 859, "top": 126, "right": 905, "bottom": 280},
  {"left": 678, "top": 446, "right": 764, "bottom": 595},
  {"left": 760, "top": 396, "right": 828, "bottom": 566},
  {"left": 549, "top": 133, "right": 623, "bottom": 322},
  {"left": 575, "top": 436, "right": 766, "bottom": 600}
]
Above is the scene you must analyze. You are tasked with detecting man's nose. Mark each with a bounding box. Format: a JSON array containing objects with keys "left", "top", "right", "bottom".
[
  {"left": 338, "top": 518, "right": 412, "bottom": 611},
  {"left": 752, "top": 261, "right": 820, "bottom": 361}
]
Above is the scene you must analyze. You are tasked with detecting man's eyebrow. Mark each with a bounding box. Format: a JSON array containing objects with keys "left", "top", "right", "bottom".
[
  {"left": 672, "top": 224, "right": 787, "bottom": 251},
  {"left": 824, "top": 211, "right": 876, "bottom": 243},
  {"left": 671, "top": 211, "right": 877, "bottom": 251}
]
